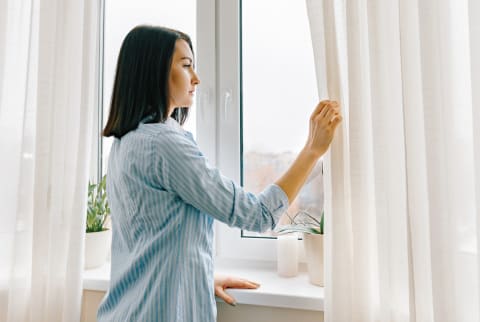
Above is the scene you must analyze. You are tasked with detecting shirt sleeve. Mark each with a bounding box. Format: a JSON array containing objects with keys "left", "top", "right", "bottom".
[{"left": 153, "top": 129, "right": 289, "bottom": 233}]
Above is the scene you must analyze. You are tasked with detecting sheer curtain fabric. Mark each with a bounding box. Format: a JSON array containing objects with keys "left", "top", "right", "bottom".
[
  {"left": 306, "top": 0, "right": 480, "bottom": 321},
  {"left": 0, "top": 0, "right": 99, "bottom": 321}
]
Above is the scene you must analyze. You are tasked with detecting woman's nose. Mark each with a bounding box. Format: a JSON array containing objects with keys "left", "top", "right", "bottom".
[{"left": 192, "top": 71, "right": 200, "bottom": 85}]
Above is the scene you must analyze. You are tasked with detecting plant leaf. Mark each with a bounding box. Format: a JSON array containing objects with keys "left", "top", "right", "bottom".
[{"left": 86, "top": 174, "right": 110, "bottom": 233}]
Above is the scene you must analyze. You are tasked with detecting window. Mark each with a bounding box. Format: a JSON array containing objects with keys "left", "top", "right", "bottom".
[
  {"left": 206, "top": 0, "right": 323, "bottom": 261},
  {"left": 241, "top": 0, "right": 323, "bottom": 238},
  {"left": 96, "top": 0, "right": 322, "bottom": 262}
]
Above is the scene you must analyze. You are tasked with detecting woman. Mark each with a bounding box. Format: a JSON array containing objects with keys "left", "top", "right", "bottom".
[{"left": 98, "top": 25, "right": 342, "bottom": 322}]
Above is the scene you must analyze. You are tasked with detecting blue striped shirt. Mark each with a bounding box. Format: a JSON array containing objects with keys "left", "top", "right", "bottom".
[{"left": 97, "top": 117, "right": 289, "bottom": 322}]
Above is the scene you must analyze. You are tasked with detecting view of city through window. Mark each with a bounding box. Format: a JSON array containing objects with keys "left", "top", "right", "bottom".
[{"left": 241, "top": 0, "right": 323, "bottom": 237}]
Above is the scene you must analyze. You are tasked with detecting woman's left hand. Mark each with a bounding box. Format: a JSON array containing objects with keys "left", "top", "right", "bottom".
[{"left": 214, "top": 273, "right": 260, "bottom": 306}]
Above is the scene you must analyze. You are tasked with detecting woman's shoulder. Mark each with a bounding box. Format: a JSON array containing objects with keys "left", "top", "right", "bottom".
[
  {"left": 136, "top": 122, "right": 177, "bottom": 137},
  {"left": 139, "top": 119, "right": 196, "bottom": 145},
  {"left": 117, "top": 120, "right": 176, "bottom": 145},
  {"left": 115, "top": 119, "right": 198, "bottom": 164}
]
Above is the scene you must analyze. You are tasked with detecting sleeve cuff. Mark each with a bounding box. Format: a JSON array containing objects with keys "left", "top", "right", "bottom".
[{"left": 258, "top": 183, "right": 290, "bottom": 228}]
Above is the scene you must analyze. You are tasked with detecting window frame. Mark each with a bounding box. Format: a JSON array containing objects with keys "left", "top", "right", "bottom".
[
  {"left": 196, "top": 0, "right": 306, "bottom": 262},
  {"left": 90, "top": 0, "right": 105, "bottom": 184},
  {"left": 94, "top": 0, "right": 308, "bottom": 263}
]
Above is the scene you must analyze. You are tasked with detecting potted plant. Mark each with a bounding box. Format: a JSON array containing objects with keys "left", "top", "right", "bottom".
[
  {"left": 84, "top": 175, "right": 111, "bottom": 269},
  {"left": 275, "top": 210, "right": 324, "bottom": 286}
]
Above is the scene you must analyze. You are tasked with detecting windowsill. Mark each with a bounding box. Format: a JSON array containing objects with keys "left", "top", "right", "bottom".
[
  {"left": 83, "top": 257, "right": 324, "bottom": 312},
  {"left": 212, "top": 258, "right": 324, "bottom": 311}
]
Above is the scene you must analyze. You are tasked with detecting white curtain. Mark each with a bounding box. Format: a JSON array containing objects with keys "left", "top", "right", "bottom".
[
  {"left": 0, "top": 0, "right": 99, "bottom": 321},
  {"left": 306, "top": 0, "right": 479, "bottom": 321}
]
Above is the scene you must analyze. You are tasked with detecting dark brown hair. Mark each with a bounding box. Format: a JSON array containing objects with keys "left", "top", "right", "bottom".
[{"left": 102, "top": 25, "right": 193, "bottom": 138}]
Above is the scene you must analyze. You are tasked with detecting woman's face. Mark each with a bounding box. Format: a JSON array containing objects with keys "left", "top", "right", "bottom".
[{"left": 168, "top": 39, "right": 200, "bottom": 115}]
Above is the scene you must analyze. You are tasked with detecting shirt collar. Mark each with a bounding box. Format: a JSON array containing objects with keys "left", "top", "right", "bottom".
[
  {"left": 164, "top": 117, "right": 184, "bottom": 132},
  {"left": 140, "top": 114, "right": 183, "bottom": 133}
]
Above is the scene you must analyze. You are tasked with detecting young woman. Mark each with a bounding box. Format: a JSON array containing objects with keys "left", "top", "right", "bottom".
[{"left": 98, "top": 25, "right": 342, "bottom": 322}]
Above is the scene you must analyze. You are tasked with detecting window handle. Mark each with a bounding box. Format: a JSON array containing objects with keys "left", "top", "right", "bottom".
[
  {"left": 198, "top": 88, "right": 214, "bottom": 122},
  {"left": 223, "top": 90, "right": 232, "bottom": 121}
]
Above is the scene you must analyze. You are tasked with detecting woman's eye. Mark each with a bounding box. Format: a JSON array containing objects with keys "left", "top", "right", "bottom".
[{"left": 183, "top": 64, "right": 192, "bottom": 68}]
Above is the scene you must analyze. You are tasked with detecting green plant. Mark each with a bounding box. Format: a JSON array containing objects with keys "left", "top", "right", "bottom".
[
  {"left": 274, "top": 209, "right": 324, "bottom": 235},
  {"left": 86, "top": 175, "right": 110, "bottom": 233}
]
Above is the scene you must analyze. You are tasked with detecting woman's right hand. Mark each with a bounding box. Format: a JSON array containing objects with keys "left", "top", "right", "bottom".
[
  {"left": 275, "top": 100, "right": 342, "bottom": 204},
  {"left": 305, "top": 100, "right": 342, "bottom": 158}
]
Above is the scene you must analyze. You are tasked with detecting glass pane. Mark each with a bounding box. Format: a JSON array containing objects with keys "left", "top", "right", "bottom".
[
  {"left": 241, "top": 0, "right": 323, "bottom": 237},
  {"left": 102, "top": 0, "right": 197, "bottom": 176}
]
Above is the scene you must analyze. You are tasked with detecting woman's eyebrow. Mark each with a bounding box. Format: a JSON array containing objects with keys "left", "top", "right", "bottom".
[{"left": 181, "top": 57, "right": 193, "bottom": 63}]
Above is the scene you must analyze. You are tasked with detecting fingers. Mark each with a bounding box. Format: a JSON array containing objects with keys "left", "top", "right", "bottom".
[
  {"left": 214, "top": 275, "right": 261, "bottom": 307},
  {"left": 247, "top": 280, "right": 261, "bottom": 288},
  {"left": 234, "top": 278, "right": 260, "bottom": 288},
  {"left": 330, "top": 114, "right": 343, "bottom": 129},
  {"left": 215, "top": 286, "right": 237, "bottom": 306},
  {"left": 324, "top": 108, "right": 337, "bottom": 122},
  {"left": 312, "top": 100, "right": 337, "bottom": 121},
  {"left": 311, "top": 100, "right": 331, "bottom": 117},
  {"left": 314, "top": 100, "right": 339, "bottom": 120},
  {"left": 224, "top": 278, "right": 260, "bottom": 289}
]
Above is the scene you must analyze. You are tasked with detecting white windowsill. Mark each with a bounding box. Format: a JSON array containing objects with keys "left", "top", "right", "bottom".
[{"left": 83, "top": 258, "right": 324, "bottom": 312}]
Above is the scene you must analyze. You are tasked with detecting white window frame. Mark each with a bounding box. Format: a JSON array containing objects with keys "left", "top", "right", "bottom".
[
  {"left": 90, "top": 0, "right": 105, "bottom": 184},
  {"left": 94, "top": 0, "right": 309, "bottom": 263},
  {"left": 196, "top": 0, "right": 306, "bottom": 263}
]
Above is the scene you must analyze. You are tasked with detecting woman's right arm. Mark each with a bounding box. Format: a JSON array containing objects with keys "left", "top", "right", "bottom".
[
  {"left": 153, "top": 127, "right": 288, "bottom": 233},
  {"left": 275, "top": 100, "right": 342, "bottom": 204},
  {"left": 153, "top": 100, "right": 341, "bottom": 232}
]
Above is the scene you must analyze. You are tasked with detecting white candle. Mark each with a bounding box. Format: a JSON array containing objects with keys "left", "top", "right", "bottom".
[{"left": 277, "top": 234, "right": 299, "bottom": 277}]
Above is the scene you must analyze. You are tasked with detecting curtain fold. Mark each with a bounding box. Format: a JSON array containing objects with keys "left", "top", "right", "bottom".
[
  {"left": 306, "top": 1, "right": 354, "bottom": 321},
  {"left": 398, "top": 0, "right": 432, "bottom": 320},
  {"left": 0, "top": 0, "right": 99, "bottom": 321},
  {"left": 366, "top": 1, "right": 410, "bottom": 320},
  {"left": 306, "top": 0, "right": 479, "bottom": 321},
  {"left": 470, "top": 0, "right": 480, "bottom": 316}
]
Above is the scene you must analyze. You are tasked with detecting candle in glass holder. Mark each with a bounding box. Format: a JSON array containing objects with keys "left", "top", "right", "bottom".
[{"left": 276, "top": 233, "right": 299, "bottom": 277}]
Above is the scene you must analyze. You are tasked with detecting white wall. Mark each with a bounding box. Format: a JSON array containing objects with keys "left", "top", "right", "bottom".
[{"left": 80, "top": 290, "right": 324, "bottom": 322}]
